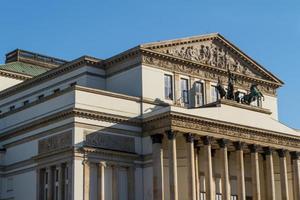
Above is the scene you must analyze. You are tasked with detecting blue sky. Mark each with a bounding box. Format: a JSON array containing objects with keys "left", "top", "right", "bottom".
[{"left": 0, "top": 0, "right": 299, "bottom": 128}]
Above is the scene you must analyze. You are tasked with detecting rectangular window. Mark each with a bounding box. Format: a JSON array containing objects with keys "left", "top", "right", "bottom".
[
  {"left": 38, "top": 94, "right": 45, "bottom": 100},
  {"left": 181, "top": 78, "right": 189, "bottom": 104},
  {"left": 211, "top": 86, "right": 220, "bottom": 102},
  {"left": 7, "top": 177, "right": 13, "bottom": 192},
  {"left": 23, "top": 100, "right": 29, "bottom": 106},
  {"left": 9, "top": 105, "right": 15, "bottom": 111},
  {"left": 164, "top": 75, "right": 173, "bottom": 100},
  {"left": 53, "top": 88, "right": 60, "bottom": 93},
  {"left": 195, "top": 82, "right": 204, "bottom": 106},
  {"left": 231, "top": 195, "right": 238, "bottom": 200}
]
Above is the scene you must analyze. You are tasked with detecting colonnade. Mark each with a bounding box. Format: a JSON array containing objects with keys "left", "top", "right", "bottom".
[
  {"left": 83, "top": 161, "right": 135, "bottom": 200},
  {"left": 151, "top": 131, "right": 300, "bottom": 200}
]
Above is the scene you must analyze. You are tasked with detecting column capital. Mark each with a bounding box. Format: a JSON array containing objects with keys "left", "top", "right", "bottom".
[
  {"left": 184, "top": 133, "right": 194, "bottom": 143},
  {"left": 99, "top": 161, "right": 107, "bottom": 167},
  {"left": 151, "top": 134, "right": 164, "bottom": 144},
  {"left": 249, "top": 144, "right": 259, "bottom": 153},
  {"left": 166, "top": 130, "right": 177, "bottom": 140},
  {"left": 290, "top": 151, "right": 300, "bottom": 160},
  {"left": 234, "top": 141, "right": 244, "bottom": 150},
  {"left": 217, "top": 139, "right": 228, "bottom": 148},
  {"left": 277, "top": 149, "right": 287, "bottom": 158},
  {"left": 263, "top": 147, "right": 273, "bottom": 155},
  {"left": 201, "top": 136, "right": 213, "bottom": 145}
]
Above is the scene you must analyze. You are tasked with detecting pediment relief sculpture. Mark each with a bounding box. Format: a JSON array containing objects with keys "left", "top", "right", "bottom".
[{"left": 157, "top": 42, "right": 261, "bottom": 79}]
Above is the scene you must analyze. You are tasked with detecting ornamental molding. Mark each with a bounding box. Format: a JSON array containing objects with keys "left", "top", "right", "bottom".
[
  {"left": 0, "top": 69, "right": 32, "bottom": 80},
  {"left": 0, "top": 107, "right": 141, "bottom": 142},
  {"left": 141, "top": 49, "right": 277, "bottom": 96},
  {"left": 141, "top": 33, "right": 283, "bottom": 85},
  {"left": 143, "top": 111, "right": 300, "bottom": 150}
]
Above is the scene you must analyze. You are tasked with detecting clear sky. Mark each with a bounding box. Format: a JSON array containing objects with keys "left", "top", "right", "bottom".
[{"left": 0, "top": 0, "right": 299, "bottom": 129}]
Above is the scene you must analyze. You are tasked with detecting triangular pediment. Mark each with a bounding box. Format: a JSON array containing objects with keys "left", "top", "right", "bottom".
[{"left": 141, "top": 33, "right": 283, "bottom": 85}]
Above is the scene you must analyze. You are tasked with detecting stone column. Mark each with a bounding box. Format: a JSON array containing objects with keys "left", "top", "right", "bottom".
[
  {"left": 277, "top": 149, "right": 290, "bottom": 200},
  {"left": 98, "top": 161, "right": 106, "bottom": 200},
  {"left": 112, "top": 165, "right": 119, "bottom": 200},
  {"left": 57, "top": 165, "right": 63, "bottom": 200},
  {"left": 291, "top": 152, "right": 300, "bottom": 200},
  {"left": 218, "top": 139, "right": 231, "bottom": 200},
  {"left": 83, "top": 161, "right": 90, "bottom": 200},
  {"left": 234, "top": 142, "right": 246, "bottom": 200},
  {"left": 151, "top": 134, "right": 164, "bottom": 200},
  {"left": 263, "top": 147, "right": 276, "bottom": 200},
  {"left": 195, "top": 142, "right": 201, "bottom": 200},
  {"left": 202, "top": 136, "right": 214, "bottom": 200},
  {"left": 47, "top": 166, "right": 54, "bottom": 200},
  {"left": 166, "top": 130, "right": 178, "bottom": 200},
  {"left": 249, "top": 145, "right": 261, "bottom": 200},
  {"left": 127, "top": 166, "right": 135, "bottom": 200},
  {"left": 185, "top": 133, "right": 196, "bottom": 200}
]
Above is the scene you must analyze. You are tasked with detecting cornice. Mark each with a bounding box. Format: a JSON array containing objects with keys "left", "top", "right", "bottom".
[
  {"left": 141, "top": 48, "right": 280, "bottom": 87},
  {"left": 141, "top": 33, "right": 283, "bottom": 85},
  {"left": 143, "top": 111, "right": 300, "bottom": 150},
  {"left": 0, "top": 69, "right": 32, "bottom": 80},
  {"left": 0, "top": 56, "right": 103, "bottom": 100},
  {"left": 0, "top": 107, "right": 141, "bottom": 142}
]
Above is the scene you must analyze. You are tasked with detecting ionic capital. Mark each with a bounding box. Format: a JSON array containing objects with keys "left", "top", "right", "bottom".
[
  {"left": 201, "top": 136, "right": 213, "bottom": 145},
  {"left": 217, "top": 138, "right": 228, "bottom": 148},
  {"left": 249, "top": 144, "right": 259, "bottom": 153},
  {"left": 166, "top": 130, "right": 177, "bottom": 140},
  {"left": 290, "top": 151, "right": 300, "bottom": 160},
  {"left": 277, "top": 149, "right": 287, "bottom": 158},
  {"left": 151, "top": 134, "right": 164, "bottom": 144},
  {"left": 263, "top": 147, "right": 273, "bottom": 155},
  {"left": 184, "top": 133, "right": 194, "bottom": 143},
  {"left": 234, "top": 141, "right": 244, "bottom": 151},
  {"left": 99, "top": 161, "right": 107, "bottom": 167}
]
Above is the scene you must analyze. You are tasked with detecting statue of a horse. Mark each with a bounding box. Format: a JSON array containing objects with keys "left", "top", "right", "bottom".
[
  {"left": 216, "top": 78, "right": 226, "bottom": 99},
  {"left": 242, "top": 84, "right": 264, "bottom": 105}
]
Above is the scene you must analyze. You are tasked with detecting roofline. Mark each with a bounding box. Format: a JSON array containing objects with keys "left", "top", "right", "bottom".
[
  {"left": 0, "top": 56, "right": 102, "bottom": 100},
  {"left": 139, "top": 33, "right": 284, "bottom": 85}
]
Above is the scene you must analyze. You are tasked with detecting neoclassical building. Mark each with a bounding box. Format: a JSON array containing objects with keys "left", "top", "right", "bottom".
[{"left": 0, "top": 33, "right": 299, "bottom": 200}]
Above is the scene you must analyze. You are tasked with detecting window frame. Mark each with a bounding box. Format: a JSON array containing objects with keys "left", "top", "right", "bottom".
[
  {"left": 180, "top": 78, "right": 189, "bottom": 104},
  {"left": 195, "top": 81, "right": 204, "bottom": 106},
  {"left": 164, "top": 74, "right": 173, "bottom": 100}
]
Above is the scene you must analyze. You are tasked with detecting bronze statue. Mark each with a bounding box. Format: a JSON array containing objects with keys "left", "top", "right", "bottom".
[
  {"left": 216, "top": 77, "right": 226, "bottom": 99},
  {"left": 226, "top": 70, "right": 236, "bottom": 100},
  {"left": 242, "top": 84, "right": 264, "bottom": 105}
]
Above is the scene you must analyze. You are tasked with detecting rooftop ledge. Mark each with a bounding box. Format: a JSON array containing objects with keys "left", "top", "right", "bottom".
[{"left": 197, "top": 99, "right": 272, "bottom": 115}]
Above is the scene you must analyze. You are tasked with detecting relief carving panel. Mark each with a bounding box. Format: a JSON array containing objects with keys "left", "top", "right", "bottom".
[
  {"left": 38, "top": 132, "right": 72, "bottom": 154},
  {"left": 85, "top": 132, "right": 135, "bottom": 153}
]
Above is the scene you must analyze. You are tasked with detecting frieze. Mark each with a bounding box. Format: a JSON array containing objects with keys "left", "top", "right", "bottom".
[
  {"left": 143, "top": 113, "right": 300, "bottom": 150},
  {"left": 84, "top": 131, "right": 135, "bottom": 153},
  {"left": 158, "top": 42, "right": 258, "bottom": 78},
  {"left": 38, "top": 132, "right": 72, "bottom": 154},
  {"left": 142, "top": 54, "right": 277, "bottom": 96}
]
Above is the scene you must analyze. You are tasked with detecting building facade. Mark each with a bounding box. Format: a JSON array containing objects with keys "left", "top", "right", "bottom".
[{"left": 0, "top": 34, "right": 299, "bottom": 200}]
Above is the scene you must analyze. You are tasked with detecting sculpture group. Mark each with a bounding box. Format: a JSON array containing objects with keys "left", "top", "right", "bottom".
[
  {"left": 216, "top": 70, "right": 264, "bottom": 105},
  {"left": 161, "top": 43, "right": 255, "bottom": 77}
]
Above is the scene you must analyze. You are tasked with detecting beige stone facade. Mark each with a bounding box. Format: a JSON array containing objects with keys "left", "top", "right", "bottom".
[{"left": 0, "top": 34, "right": 299, "bottom": 200}]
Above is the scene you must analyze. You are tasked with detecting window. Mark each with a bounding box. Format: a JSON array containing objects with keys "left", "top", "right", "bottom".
[
  {"left": 211, "top": 86, "right": 220, "bottom": 102},
  {"left": 53, "top": 88, "right": 60, "bottom": 93},
  {"left": 195, "top": 82, "right": 204, "bottom": 106},
  {"left": 23, "top": 100, "right": 29, "bottom": 106},
  {"left": 181, "top": 78, "right": 189, "bottom": 104},
  {"left": 7, "top": 177, "right": 13, "bottom": 192},
  {"left": 231, "top": 195, "right": 238, "bottom": 200},
  {"left": 164, "top": 75, "right": 173, "bottom": 100},
  {"left": 70, "top": 82, "right": 77, "bottom": 87},
  {"left": 200, "top": 192, "right": 206, "bottom": 200},
  {"left": 216, "top": 193, "right": 222, "bottom": 200},
  {"left": 38, "top": 94, "right": 45, "bottom": 100},
  {"left": 9, "top": 105, "right": 15, "bottom": 111}
]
